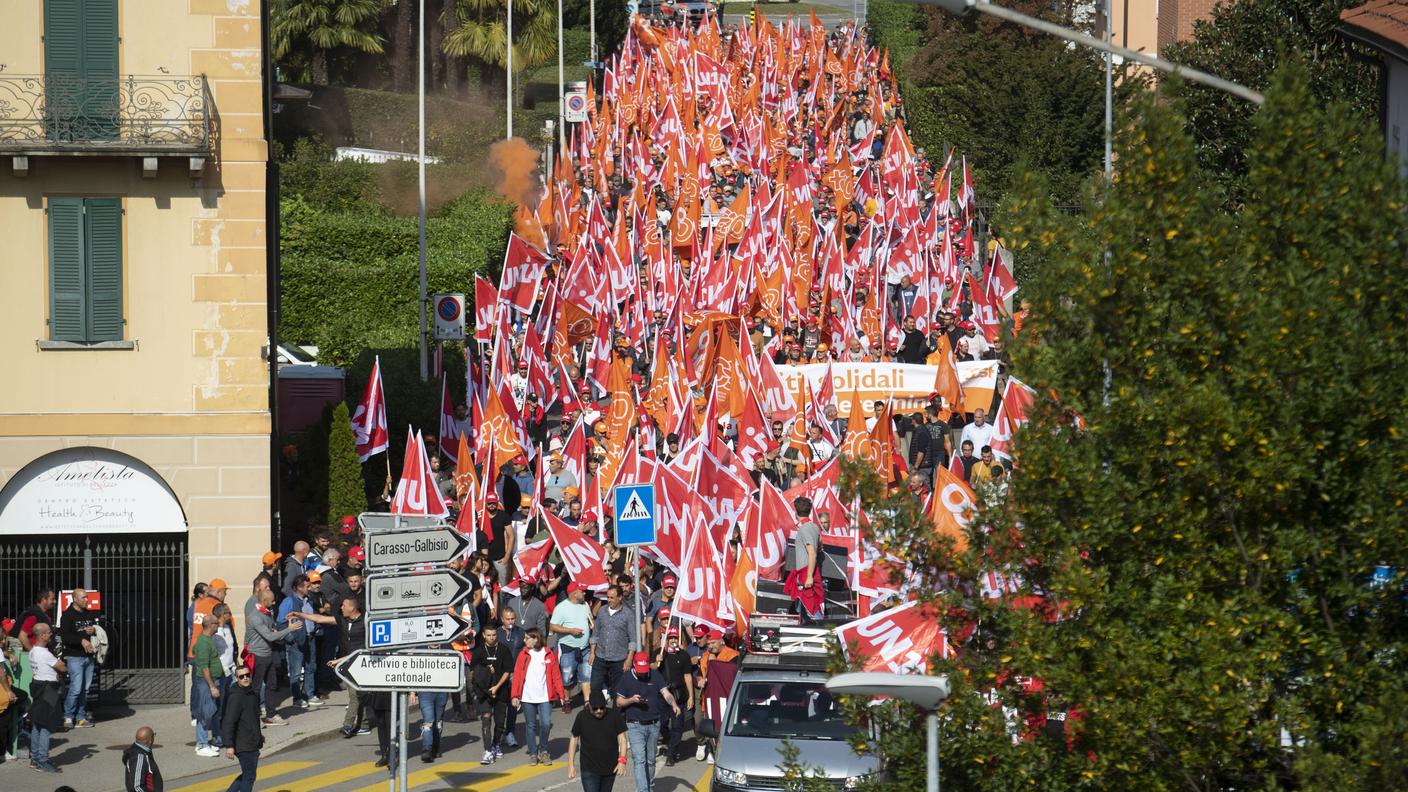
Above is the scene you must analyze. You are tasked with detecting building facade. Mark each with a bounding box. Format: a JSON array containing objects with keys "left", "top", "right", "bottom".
[
  {"left": 1340, "top": 0, "right": 1408, "bottom": 180},
  {"left": 0, "top": 0, "right": 273, "bottom": 703}
]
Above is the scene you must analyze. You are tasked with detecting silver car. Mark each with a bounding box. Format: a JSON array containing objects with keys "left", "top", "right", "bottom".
[{"left": 709, "top": 656, "right": 879, "bottom": 791}]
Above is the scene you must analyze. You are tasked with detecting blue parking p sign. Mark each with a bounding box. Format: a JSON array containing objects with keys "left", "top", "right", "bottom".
[
  {"left": 613, "top": 483, "right": 657, "bottom": 547},
  {"left": 369, "top": 621, "right": 392, "bottom": 647}
]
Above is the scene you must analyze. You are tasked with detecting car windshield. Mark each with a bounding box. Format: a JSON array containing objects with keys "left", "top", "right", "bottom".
[{"left": 725, "top": 680, "right": 850, "bottom": 740}]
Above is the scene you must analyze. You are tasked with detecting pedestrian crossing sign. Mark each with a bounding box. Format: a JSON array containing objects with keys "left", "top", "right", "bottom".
[{"left": 613, "top": 483, "right": 657, "bottom": 547}]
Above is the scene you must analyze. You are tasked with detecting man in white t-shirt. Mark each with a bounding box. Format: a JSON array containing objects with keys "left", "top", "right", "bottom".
[
  {"left": 27, "top": 623, "right": 66, "bottom": 772},
  {"left": 960, "top": 408, "right": 996, "bottom": 453}
]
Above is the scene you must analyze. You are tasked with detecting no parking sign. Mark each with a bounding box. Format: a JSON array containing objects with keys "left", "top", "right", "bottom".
[{"left": 565, "top": 91, "right": 588, "bottom": 123}]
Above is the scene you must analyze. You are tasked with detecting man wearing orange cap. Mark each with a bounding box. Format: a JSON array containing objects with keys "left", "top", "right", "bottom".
[{"left": 188, "top": 579, "right": 232, "bottom": 659}]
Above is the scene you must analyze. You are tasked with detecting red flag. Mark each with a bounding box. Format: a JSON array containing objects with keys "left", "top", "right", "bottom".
[
  {"left": 673, "top": 514, "right": 729, "bottom": 632},
  {"left": 391, "top": 429, "right": 449, "bottom": 518},
  {"left": 834, "top": 601, "right": 951, "bottom": 674},
  {"left": 474, "top": 275, "right": 499, "bottom": 344},
  {"left": 498, "top": 233, "right": 550, "bottom": 314},
  {"left": 542, "top": 508, "right": 611, "bottom": 591},
  {"left": 744, "top": 480, "right": 795, "bottom": 579},
  {"left": 504, "top": 536, "right": 556, "bottom": 596},
  {"left": 989, "top": 377, "right": 1036, "bottom": 461},
  {"left": 647, "top": 464, "right": 691, "bottom": 572},
  {"left": 351, "top": 356, "right": 390, "bottom": 462},
  {"left": 438, "top": 375, "right": 460, "bottom": 459}
]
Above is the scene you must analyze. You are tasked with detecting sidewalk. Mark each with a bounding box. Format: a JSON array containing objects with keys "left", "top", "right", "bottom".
[{"left": 1, "top": 688, "right": 350, "bottom": 792}]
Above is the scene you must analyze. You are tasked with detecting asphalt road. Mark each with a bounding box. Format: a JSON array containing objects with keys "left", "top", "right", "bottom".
[{"left": 162, "top": 706, "right": 714, "bottom": 792}]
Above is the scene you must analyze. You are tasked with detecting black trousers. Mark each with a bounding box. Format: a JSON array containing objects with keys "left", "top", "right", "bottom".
[
  {"left": 477, "top": 698, "right": 507, "bottom": 748},
  {"left": 251, "top": 655, "right": 279, "bottom": 718}
]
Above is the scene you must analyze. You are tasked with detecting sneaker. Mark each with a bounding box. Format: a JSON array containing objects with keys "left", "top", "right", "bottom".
[
  {"left": 31, "top": 761, "right": 61, "bottom": 774},
  {"left": 707, "top": 751, "right": 715, "bottom": 765},
  {"left": 306, "top": 698, "right": 324, "bottom": 707},
  {"left": 504, "top": 733, "right": 518, "bottom": 748},
  {"left": 63, "top": 718, "right": 73, "bottom": 729},
  {"left": 538, "top": 751, "right": 552, "bottom": 766},
  {"left": 78, "top": 719, "right": 95, "bottom": 728},
  {"left": 375, "top": 757, "right": 389, "bottom": 768},
  {"left": 665, "top": 755, "right": 676, "bottom": 767},
  {"left": 561, "top": 702, "right": 573, "bottom": 715},
  {"left": 695, "top": 743, "right": 706, "bottom": 761},
  {"left": 196, "top": 746, "right": 221, "bottom": 758},
  {"left": 356, "top": 727, "right": 373, "bottom": 735},
  {"left": 263, "top": 715, "right": 287, "bottom": 726},
  {"left": 340, "top": 727, "right": 356, "bottom": 739},
  {"left": 294, "top": 700, "right": 309, "bottom": 709},
  {"left": 420, "top": 750, "right": 434, "bottom": 764},
  {"left": 480, "top": 750, "right": 494, "bottom": 765},
  {"left": 493, "top": 744, "right": 503, "bottom": 760},
  {"left": 528, "top": 753, "right": 539, "bottom": 766},
  {"left": 191, "top": 718, "right": 197, "bottom": 728}
]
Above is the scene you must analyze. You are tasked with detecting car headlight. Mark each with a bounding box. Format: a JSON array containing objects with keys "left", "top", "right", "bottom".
[
  {"left": 715, "top": 766, "right": 749, "bottom": 786},
  {"left": 844, "top": 772, "right": 877, "bottom": 789}
]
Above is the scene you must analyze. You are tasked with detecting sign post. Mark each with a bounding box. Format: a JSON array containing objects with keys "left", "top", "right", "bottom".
[
  {"left": 336, "top": 650, "right": 466, "bottom": 692},
  {"left": 365, "top": 569, "right": 473, "bottom": 612},
  {"left": 614, "top": 483, "right": 657, "bottom": 651},
  {"left": 367, "top": 610, "right": 472, "bottom": 650},
  {"left": 364, "top": 527, "right": 471, "bottom": 570}
]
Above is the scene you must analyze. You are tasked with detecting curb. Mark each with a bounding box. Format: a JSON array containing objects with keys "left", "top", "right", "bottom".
[{"left": 266, "top": 723, "right": 347, "bottom": 756}]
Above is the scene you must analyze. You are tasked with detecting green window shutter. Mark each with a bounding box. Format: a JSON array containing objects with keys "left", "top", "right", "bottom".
[
  {"left": 43, "top": 0, "right": 84, "bottom": 139},
  {"left": 48, "top": 197, "right": 86, "bottom": 342},
  {"left": 84, "top": 197, "right": 124, "bottom": 342},
  {"left": 81, "top": 0, "right": 120, "bottom": 141}
]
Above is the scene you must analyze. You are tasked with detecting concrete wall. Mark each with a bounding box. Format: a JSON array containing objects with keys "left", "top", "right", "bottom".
[{"left": 0, "top": 0, "right": 271, "bottom": 603}]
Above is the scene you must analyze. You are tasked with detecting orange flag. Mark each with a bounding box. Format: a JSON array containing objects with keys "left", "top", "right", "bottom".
[
  {"left": 929, "top": 336, "right": 964, "bottom": 420},
  {"left": 867, "top": 402, "right": 905, "bottom": 486},
  {"left": 929, "top": 464, "right": 977, "bottom": 553},
  {"left": 453, "top": 428, "right": 476, "bottom": 501},
  {"left": 729, "top": 550, "right": 758, "bottom": 638},
  {"left": 838, "top": 388, "right": 878, "bottom": 466},
  {"left": 603, "top": 355, "right": 637, "bottom": 457},
  {"left": 481, "top": 385, "right": 526, "bottom": 473},
  {"left": 713, "top": 326, "right": 750, "bottom": 420}
]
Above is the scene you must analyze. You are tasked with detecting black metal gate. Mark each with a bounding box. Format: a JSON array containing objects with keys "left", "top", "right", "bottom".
[{"left": 0, "top": 534, "right": 187, "bottom": 704}]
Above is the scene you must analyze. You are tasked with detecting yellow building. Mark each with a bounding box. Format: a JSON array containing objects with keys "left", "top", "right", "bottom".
[{"left": 0, "top": 0, "right": 272, "bottom": 703}]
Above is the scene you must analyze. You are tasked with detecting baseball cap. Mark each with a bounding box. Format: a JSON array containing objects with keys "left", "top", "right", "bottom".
[
  {"left": 262, "top": 551, "right": 282, "bottom": 565},
  {"left": 306, "top": 570, "right": 322, "bottom": 584},
  {"left": 707, "top": 629, "right": 724, "bottom": 641},
  {"left": 513, "top": 455, "right": 528, "bottom": 466},
  {"left": 518, "top": 360, "right": 529, "bottom": 370},
  {"left": 209, "top": 578, "right": 229, "bottom": 590},
  {"left": 693, "top": 625, "right": 708, "bottom": 637},
  {"left": 563, "top": 486, "right": 580, "bottom": 498},
  {"left": 657, "top": 607, "right": 672, "bottom": 622},
  {"left": 581, "top": 510, "right": 598, "bottom": 522},
  {"left": 662, "top": 574, "right": 678, "bottom": 588},
  {"left": 520, "top": 494, "right": 533, "bottom": 508},
  {"left": 486, "top": 492, "right": 501, "bottom": 505},
  {"left": 568, "top": 580, "right": 590, "bottom": 593},
  {"left": 349, "top": 546, "right": 365, "bottom": 562},
  {"left": 632, "top": 651, "right": 651, "bottom": 673},
  {"left": 339, "top": 515, "right": 357, "bottom": 534},
  {"left": 667, "top": 627, "right": 681, "bottom": 638},
  {"left": 589, "top": 689, "right": 608, "bottom": 709}
]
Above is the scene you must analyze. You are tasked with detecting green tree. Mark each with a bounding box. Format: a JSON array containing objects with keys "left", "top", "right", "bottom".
[
  {"left": 325, "top": 401, "right": 368, "bottom": 525},
  {"left": 1163, "top": 0, "right": 1378, "bottom": 201},
  {"left": 444, "top": 0, "right": 558, "bottom": 91},
  {"left": 272, "top": 0, "right": 388, "bottom": 86},
  {"left": 869, "top": 0, "right": 1108, "bottom": 207},
  {"left": 838, "top": 65, "right": 1408, "bottom": 791}
]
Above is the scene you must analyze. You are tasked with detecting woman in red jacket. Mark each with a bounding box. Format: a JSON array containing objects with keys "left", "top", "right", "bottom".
[{"left": 510, "top": 628, "right": 566, "bottom": 765}]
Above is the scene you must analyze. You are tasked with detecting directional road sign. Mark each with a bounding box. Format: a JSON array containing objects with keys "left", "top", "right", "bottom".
[
  {"left": 358, "top": 513, "right": 446, "bottom": 533},
  {"left": 364, "top": 527, "right": 471, "bottom": 571},
  {"left": 366, "top": 610, "right": 472, "bottom": 650},
  {"left": 613, "top": 482, "right": 657, "bottom": 547},
  {"left": 335, "top": 649, "right": 465, "bottom": 693},
  {"left": 366, "top": 570, "right": 472, "bottom": 613}
]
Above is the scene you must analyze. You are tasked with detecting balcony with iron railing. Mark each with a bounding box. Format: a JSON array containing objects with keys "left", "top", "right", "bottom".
[{"left": 0, "top": 74, "right": 213, "bottom": 158}]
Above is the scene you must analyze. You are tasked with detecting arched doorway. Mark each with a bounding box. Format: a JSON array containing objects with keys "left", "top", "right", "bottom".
[{"left": 0, "top": 447, "right": 189, "bottom": 704}]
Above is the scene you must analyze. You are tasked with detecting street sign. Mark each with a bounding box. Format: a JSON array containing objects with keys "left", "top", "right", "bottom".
[
  {"left": 365, "top": 527, "right": 471, "bottom": 571},
  {"left": 366, "top": 610, "right": 472, "bottom": 650},
  {"left": 613, "top": 482, "right": 657, "bottom": 546},
  {"left": 335, "top": 650, "right": 465, "bottom": 693},
  {"left": 564, "top": 91, "right": 588, "bottom": 123},
  {"left": 432, "top": 293, "right": 466, "bottom": 341},
  {"left": 366, "top": 570, "right": 472, "bottom": 613},
  {"left": 358, "top": 513, "right": 446, "bottom": 533}
]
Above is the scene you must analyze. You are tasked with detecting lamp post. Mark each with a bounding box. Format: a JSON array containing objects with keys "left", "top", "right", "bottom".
[
  {"left": 826, "top": 672, "right": 951, "bottom": 792},
  {"left": 417, "top": 0, "right": 428, "bottom": 382},
  {"left": 507, "top": 0, "right": 514, "bottom": 139},
  {"left": 905, "top": 0, "right": 1264, "bottom": 104}
]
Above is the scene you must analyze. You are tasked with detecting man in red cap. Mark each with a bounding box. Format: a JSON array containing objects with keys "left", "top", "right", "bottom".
[
  {"left": 616, "top": 651, "right": 681, "bottom": 792},
  {"left": 550, "top": 581, "right": 595, "bottom": 710},
  {"left": 653, "top": 627, "right": 694, "bottom": 766},
  {"left": 642, "top": 574, "right": 676, "bottom": 647}
]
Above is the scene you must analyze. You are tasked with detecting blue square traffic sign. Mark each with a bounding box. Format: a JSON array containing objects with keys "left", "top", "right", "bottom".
[
  {"left": 369, "top": 621, "right": 391, "bottom": 647},
  {"left": 613, "top": 483, "right": 657, "bottom": 547}
]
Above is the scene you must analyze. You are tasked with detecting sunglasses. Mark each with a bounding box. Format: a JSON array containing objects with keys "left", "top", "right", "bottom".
[{"left": 236, "top": 673, "right": 251, "bottom": 680}]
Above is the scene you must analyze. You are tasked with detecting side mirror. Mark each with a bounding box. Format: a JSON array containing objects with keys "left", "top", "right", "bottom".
[{"left": 696, "top": 716, "right": 719, "bottom": 739}]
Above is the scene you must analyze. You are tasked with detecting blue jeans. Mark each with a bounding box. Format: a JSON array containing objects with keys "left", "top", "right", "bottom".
[
  {"left": 225, "top": 750, "right": 259, "bottom": 792},
  {"left": 521, "top": 701, "right": 552, "bottom": 755},
  {"left": 285, "top": 641, "right": 316, "bottom": 704},
  {"left": 29, "top": 724, "right": 52, "bottom": 765},
  {"left": 579, "top": 770, "right": 618, "bottom": 792},
  {"left": 192, "top": 677, "right": 219, "bottom": 749},
  {"left": 64, "top": 655, "right": 94, "bottom": 721},
  {"left": 560, "top": 645, "right": 592, "bottom": 688},
  {"left": 418, "top": 691, "right": 447, "bottom": 755},
  {"left": 626, "top": 720, "right": 659, "bottom": 792}
]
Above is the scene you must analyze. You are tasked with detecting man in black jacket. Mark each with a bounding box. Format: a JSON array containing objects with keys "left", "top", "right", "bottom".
[
  {"left": 221, "top": 665, "right": 263, "bottom": 792},
  {"left": 122, "top": 726, "right": 162, "bottom": 792},
  {"left": 59, "top": 586, "right": 102, "bottom": 728}
]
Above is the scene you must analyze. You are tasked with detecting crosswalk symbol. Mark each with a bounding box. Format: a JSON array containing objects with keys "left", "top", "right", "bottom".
[{"left": 620, "top": 491, "right": 651, "bottom": 521}]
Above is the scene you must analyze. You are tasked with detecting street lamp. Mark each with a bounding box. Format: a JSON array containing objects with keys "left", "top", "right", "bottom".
[
  {"left": 904, "top": 0, "right": 1264, "bottom": 104},
  {"left": 826, "top": 672, "right": 951, "bottom": 792}
]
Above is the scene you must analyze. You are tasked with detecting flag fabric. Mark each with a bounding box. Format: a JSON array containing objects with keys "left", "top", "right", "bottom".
[
  {"left": 834, "top": 601, "right": 951, "bottom": 674},
  {"left": 438, "top": 375, "right": 460, "bottom": 459},
  {"left": 351, "top": 356, "right": 390, "bottom": 462},
  {"left": 929, "top": 463, "right": 978, "bottom": 553},
  {"left": 673, "top": 514, "right": 730, "bottom": 632},
  {"left": 989, "top": 377, "right": 1037, "bottom": 460},
  {"left": 498, "top": 233, "right": 551, "bottom": 314},
  {"left": 391, "top": 429, "right": 449, "bottom": 518},
  {"left": 541, "top": 508, "right": 611, "bottom": 591}
]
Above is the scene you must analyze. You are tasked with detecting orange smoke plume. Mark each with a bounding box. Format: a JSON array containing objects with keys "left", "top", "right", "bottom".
[{"left": 489, "top": 137, "right": 541, "bottom": 206}]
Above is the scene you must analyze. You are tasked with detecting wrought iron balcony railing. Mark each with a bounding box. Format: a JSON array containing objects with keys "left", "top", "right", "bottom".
[{"left": 0, "top": 74, "right": 212, "bottom": 155}]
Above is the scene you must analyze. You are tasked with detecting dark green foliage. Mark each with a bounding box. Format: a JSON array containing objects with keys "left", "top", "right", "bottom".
[
  {"left": 562, "top": 0, "right": 625, "bottom": 66},
  {"left": 1163, "top": 0, "right": 1378, "bottom": 200},
  {"left": 868, "top": 0, "right": 1108, "bottom": 208},
  {"left": 838, "top": 66, "right": 1408, "bottom": 791},
  {"left": 325, "top": 401, "right": 368, "bottom": 524}
]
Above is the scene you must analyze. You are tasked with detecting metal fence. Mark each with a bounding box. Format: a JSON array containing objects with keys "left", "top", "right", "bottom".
[
  {"left": 0, "top": 74, "right": 212, "bottom": 153},
  {"left": 0, "top": 535, "right": 187, "bottom": 705}
]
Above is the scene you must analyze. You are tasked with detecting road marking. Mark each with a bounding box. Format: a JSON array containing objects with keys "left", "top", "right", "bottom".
[
  {"left": 346, "top": 759, "right": 559, "bottom": 792},
  {"left": 694, "top": 766, "right": 712, "bottom": 791},
  {"left": 168, "top": 760, "right": 320, "bottom": 792},
  {"left": 266, "top": 760, "right": 384, "bottom": 791}
]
